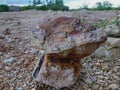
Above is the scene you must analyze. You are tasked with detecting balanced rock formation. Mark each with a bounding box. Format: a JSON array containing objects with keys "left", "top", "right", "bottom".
[{"left": 32, "top": 17, "right": 107, "bottom": 88}]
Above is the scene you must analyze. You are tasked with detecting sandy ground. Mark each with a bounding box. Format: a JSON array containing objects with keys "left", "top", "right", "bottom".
[{"left": 0, "top": 10, "right": 120, "bottom": 90}]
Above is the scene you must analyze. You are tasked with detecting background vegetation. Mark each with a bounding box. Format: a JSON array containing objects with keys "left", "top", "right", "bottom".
[
  {"left": 0, "top": 0, "right": 120, "bottom": 12},
  {"left": 78, "top": 1, "right": 120, "bottom": 10},
  {"left": 21, "top": 0, "right": 69, "bottom": 11},
  {"left": 0, "top": 4, "right": 9, "bottom": 12}
]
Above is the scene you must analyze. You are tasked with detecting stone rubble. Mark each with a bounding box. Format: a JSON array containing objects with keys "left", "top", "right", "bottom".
[
  {"left": 4, "top": 57, "right": 16, "bottom": 64},
  {"left": 0, "top": 10, "right": 120, "bottom": 90}
]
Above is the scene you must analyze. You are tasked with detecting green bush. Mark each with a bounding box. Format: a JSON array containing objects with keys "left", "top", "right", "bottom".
[
  {"left": 21, "top": 6, "right": 34, "bottom": 11},
  {"left": 95, "top": 1, "right": 112, "bottom": 10},
  {"left": 35, "top": 5, "right": 48, "bottom": 10},
  {"left": 0, "top": 4, "right": 9, "bottom": 12},
  {"left": 61, "top": 6, "right": 69, "bottom": 11},
  {"left": 48, "top": 5, "right": 69, "bottom": 11},
  {"left": 35, "top": 5, "right": 69, "bottom": 11}
]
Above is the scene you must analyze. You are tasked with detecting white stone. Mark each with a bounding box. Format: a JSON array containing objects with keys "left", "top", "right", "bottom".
[
  {"left": 108, "top": 84, "right": 119, "bottom": 89},
  {"left": 16, "top": 87, "right": 23, "bottom": 90},
  {"left": 4, "top": 57, "right": 16, "bottom": 64}
]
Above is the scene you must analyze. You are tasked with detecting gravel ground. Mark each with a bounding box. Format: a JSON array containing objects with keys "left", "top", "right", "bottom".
[{"left": 0, "top": 10, "right": 120, "bottom": 90}]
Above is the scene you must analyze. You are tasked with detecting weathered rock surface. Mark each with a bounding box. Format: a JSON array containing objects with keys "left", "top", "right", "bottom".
[
  {"left": 92, "top": 46, "right": 112, "bottom": 60},
  {"left": 34, "top": 17, "right": 106, "bottom": 55},
  {"left": 32, "top": 17, "right": 107, "bottom": 88},
  {"left": 33, "top": 54, "right": 81, "bottom": 88},
  {"left": 105, "top": 37, "right": 120, "bottom": 58},
  {"left": 105, "top": 25, "right": 120, "bottom": 37},
  {"left": 106, "top": 37, "right": 120, "bottom": 48}
]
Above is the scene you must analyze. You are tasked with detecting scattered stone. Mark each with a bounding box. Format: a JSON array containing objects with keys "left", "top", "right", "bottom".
[
  {"left": 0, "top": 52, "right": 3, "bottom": 56},
  {"left": 118, "top": 59, "right": 120, "bottom": 62},
  {"left": 105, "top": 24, "right": 120, "bottom": 38},
  {"left": 4, "top": 57, "right": 16, "bottom": 64},
  {"left": 0, "top": 40, "right": 6, "bottom": 52},
  {"left": 6, "top": 38, "right": 13, "bottom": 43},
  {"left": 0, "top": 10, "right": 119, "bottom": 90},
  {"left": 5, "top": 66, "right": 12, "bottom": 71},
  {"left": 93, "top": 46, "right": 111, "bottom": 59},
  {"left": 31, "top": 88, "right": 36, "bottom": 90},
  {"left": 16, "top": 87, "right": 23, "bottom": 90},
  {"left": 10, "top": 87, "right": 14, "bottom": 90},
  {"left": 4, "top": 28, "right": 11, "bottom": 35},
  {"left": 85, "top": 78, "right": 92, "bottom": 84},
  {"left": 92, "top": 85, "right": 99, "bottom": 90},
  {"left": 106, "top": 37, "right": 120, "bottom": 48},
  {"left": 108, "top": 84, "right": 119, "bottom": 89},
  {"left": 101, "top": 63, "right": 109, "bottom": 71}
]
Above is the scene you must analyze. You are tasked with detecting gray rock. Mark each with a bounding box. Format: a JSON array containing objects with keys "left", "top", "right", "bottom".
[
  {"left": 6, "top": 38, "right": 13, "bottom": 43},
  {"left": 108, "top": 84, "right": 119, "bottom": 89},
  {"left": 16, "top": 87, "right": 24, "bottom": 90},
  {"left": 106, "top": 37, "right": 120, "bottom": 48},
  {"left": 92, "top": 46, "right": 112, "bottom": 59},
  {"left": 5, "top": 66, "right": 12, "bottom": 71},
  {"left": 4, "top": 57, "right": 16, "bottom": 64},
  {"left": 104, "top": 24, "right": 120, "bottom": 37}
]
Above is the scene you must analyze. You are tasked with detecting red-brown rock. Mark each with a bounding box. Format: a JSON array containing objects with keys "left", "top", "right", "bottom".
[{"left": 33, "top": 17, "right": 107, "bottom": 88}]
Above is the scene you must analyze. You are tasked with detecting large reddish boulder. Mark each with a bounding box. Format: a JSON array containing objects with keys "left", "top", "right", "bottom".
[{"left": 33, "top": 17, "right": 107, "bottom": 88}]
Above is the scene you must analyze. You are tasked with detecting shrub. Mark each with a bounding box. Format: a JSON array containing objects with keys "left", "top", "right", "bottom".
[
  {"left": 35, "top": 5, "right": 48, "bottom": 10},
  {"left": 95, "top": 1, "right": 112, "bottom": 10},
  {"left": 21, "top": 6, "right": 34, "bottom": 11},
  {"left": 48, "top": 5, "right": 69, "bottom": 11},
  {"left": 0, "top": 4, "right": 9, "bottom": 12},
  {"left": 35, "top": 5, "right": 69, "bottom": 11},
  {"left": 61, "top": 6, "right": 69, "bottom": 11}
]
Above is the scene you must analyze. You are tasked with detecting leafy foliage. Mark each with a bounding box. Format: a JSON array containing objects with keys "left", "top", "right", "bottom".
[
  {"left": 35, "top": 0, "right": 69, "bottom": 11},
  {"left": 49, "top": 5, "right": 69, "bottom": 11},
  {"left": 77, "top": 1, "right": 120, "bottom": 11},
  {"left": 35, "top": 5, "right": 48, "bottom": 10},
  {"left": 0, "top": 4, "right": 9, "bottom": 12},
  {"left": 33, "top": 0, "right": 41, "bottom": 6},
  {"left": 95, "top": 1, "right": 113, "bottom": 10},
  {"left": 21, "top": 6, "right": 34, "bottom": 11}
]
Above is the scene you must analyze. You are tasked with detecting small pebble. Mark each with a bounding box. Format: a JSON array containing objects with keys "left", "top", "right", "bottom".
[
  {"left": 4, "top": 57, "right": 16, "bottom": 64},
  {"left": 108, "top": 84, "right": 118, "bottom": 89},
  {"left": 5, "top": 66, "right": 12, "bottom": 71},
  {"left": 31, "top": 88, "right": 36, "bottom": 90},
  {"left": 16, "top": 87, "right": 23, "bottom": 90},
  {"left": 10, "top": 87, "right": 14, "bottom": 90},
  {"left": 101, "top": 63, "right": 109, "bottom": 71}
]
